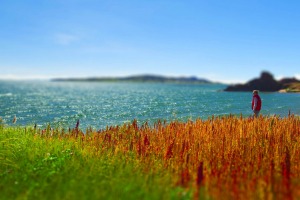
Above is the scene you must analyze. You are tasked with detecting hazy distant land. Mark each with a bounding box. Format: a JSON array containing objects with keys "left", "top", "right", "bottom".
[
  {"left": 52, "top": 72, "right": 300, "bottom": 92},
  {"left": 52, "top": 74, "right": 212, "bottom": 84}
]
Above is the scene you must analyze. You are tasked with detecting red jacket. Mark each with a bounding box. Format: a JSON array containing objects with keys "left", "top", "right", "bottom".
[{"left": 252, "top": 94, "right": 262, "bottom": 111}]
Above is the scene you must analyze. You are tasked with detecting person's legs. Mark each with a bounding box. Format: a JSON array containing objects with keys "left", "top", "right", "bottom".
[{"left": 253, "top": 110, "right": 260, "bottom": 117}]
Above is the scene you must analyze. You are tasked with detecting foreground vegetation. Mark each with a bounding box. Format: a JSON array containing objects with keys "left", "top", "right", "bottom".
[{"left": 1, "top": 115, "right": 300, "bottom": 199}]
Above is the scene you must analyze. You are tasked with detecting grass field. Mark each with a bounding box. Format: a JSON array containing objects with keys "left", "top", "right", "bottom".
[{"left": 1, "top": 115, "right": 300, "bottom": 199}]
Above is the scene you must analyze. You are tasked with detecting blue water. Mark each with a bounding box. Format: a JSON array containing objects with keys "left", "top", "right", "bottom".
[{"left": 0, "top": 81, "right": 299, "bottom": 129}]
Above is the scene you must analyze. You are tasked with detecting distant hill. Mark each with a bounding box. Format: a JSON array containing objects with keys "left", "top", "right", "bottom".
[
  {"left": 52, "top": 74, "right": 212, "bottom": 84},
  {"left": 224, "top": 71, "right": 300, "bottom": 92}
]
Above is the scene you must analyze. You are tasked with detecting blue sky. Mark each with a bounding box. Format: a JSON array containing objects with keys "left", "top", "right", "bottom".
[{"left": 0, "top": 0, "right": 299, "bottom": 83}]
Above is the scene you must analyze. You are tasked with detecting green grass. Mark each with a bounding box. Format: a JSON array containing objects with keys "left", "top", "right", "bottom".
[
  {"left": 286, "top": 82, "right": 300, "bottom": 92},
  {"left": 0, "top": 126, "right": 192, "bottom": 200},
  {"left": 2, "top": 115, "right": 300, "bottom": 199}
]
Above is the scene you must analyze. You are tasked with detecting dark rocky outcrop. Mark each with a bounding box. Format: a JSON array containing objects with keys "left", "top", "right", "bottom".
[
  {"left": 279, "top": 77, "right": 299, "bottom": 85},
  {"left": 224, "top": 71, "right": 300, "bottom": 92}
]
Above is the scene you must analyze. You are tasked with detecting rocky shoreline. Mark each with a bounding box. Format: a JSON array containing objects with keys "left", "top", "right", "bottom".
[{"left": 224, "top": 72, "right": 300, "bottom": 93}]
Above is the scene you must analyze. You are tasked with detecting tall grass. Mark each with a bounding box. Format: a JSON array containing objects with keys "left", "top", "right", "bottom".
[
  {"left": 0, "top": 124, "right": 189, "bottom": 200},
  {"left": 1, "top": 115, "right": 300, "bottom": 199}
]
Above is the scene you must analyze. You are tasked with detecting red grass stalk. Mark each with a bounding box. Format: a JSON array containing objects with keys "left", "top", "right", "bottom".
[
  {"left": 196, "top": 162, "right": 204, "bottom": 187},
  {"left": 282, "top": 146, "right": 292, "bottom": 200}
]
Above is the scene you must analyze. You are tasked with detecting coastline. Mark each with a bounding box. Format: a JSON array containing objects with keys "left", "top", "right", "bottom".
[{"left": 278, "top": 89, "right": 300, "bottom": 93}]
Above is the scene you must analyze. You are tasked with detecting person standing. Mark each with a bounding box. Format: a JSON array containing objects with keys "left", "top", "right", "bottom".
[{"left": 252, "top": 90, "right": 262, "bottom": 117}]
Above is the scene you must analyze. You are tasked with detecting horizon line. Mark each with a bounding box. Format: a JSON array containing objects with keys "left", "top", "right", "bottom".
[
  {"left": 0, "top": 74, "right": 241, "bottom": 84},
  {"left": 0, "top": 73, "right": 299, "bottom": 84}
]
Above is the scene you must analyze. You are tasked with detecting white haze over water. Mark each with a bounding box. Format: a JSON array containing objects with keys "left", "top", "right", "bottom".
[{"left": 0, "top": 73, "right": 299, "bottom": 84}]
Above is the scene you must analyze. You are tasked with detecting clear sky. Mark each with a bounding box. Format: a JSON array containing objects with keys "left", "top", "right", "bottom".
[{"left": 0, "top": 0, "right": 299, "bottom": 83}]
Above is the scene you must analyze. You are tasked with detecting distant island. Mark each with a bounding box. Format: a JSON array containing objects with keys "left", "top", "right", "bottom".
[
  {"left": 224, "top": 71, "right": 300, "bottom": 92},
  {"left": 51, "top": 72, "right": 300, "bottom": 92},
  {"left": 52, "top": 74, "right": 212, "bottom": 84}
]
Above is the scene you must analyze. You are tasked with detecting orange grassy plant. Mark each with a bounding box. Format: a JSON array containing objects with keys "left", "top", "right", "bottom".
[{"left": 34, "top": 116, "right": 300, "bottom": 199}]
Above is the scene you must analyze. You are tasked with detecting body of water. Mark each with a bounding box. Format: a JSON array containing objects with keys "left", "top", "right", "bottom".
[{"left": 0, "top": 81, "right": 299, "bottom": 129}]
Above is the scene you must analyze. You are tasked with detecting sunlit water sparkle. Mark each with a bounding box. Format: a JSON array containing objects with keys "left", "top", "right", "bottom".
[{"left": 0, "top": 81, "right": 299, "bottom": 129}]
